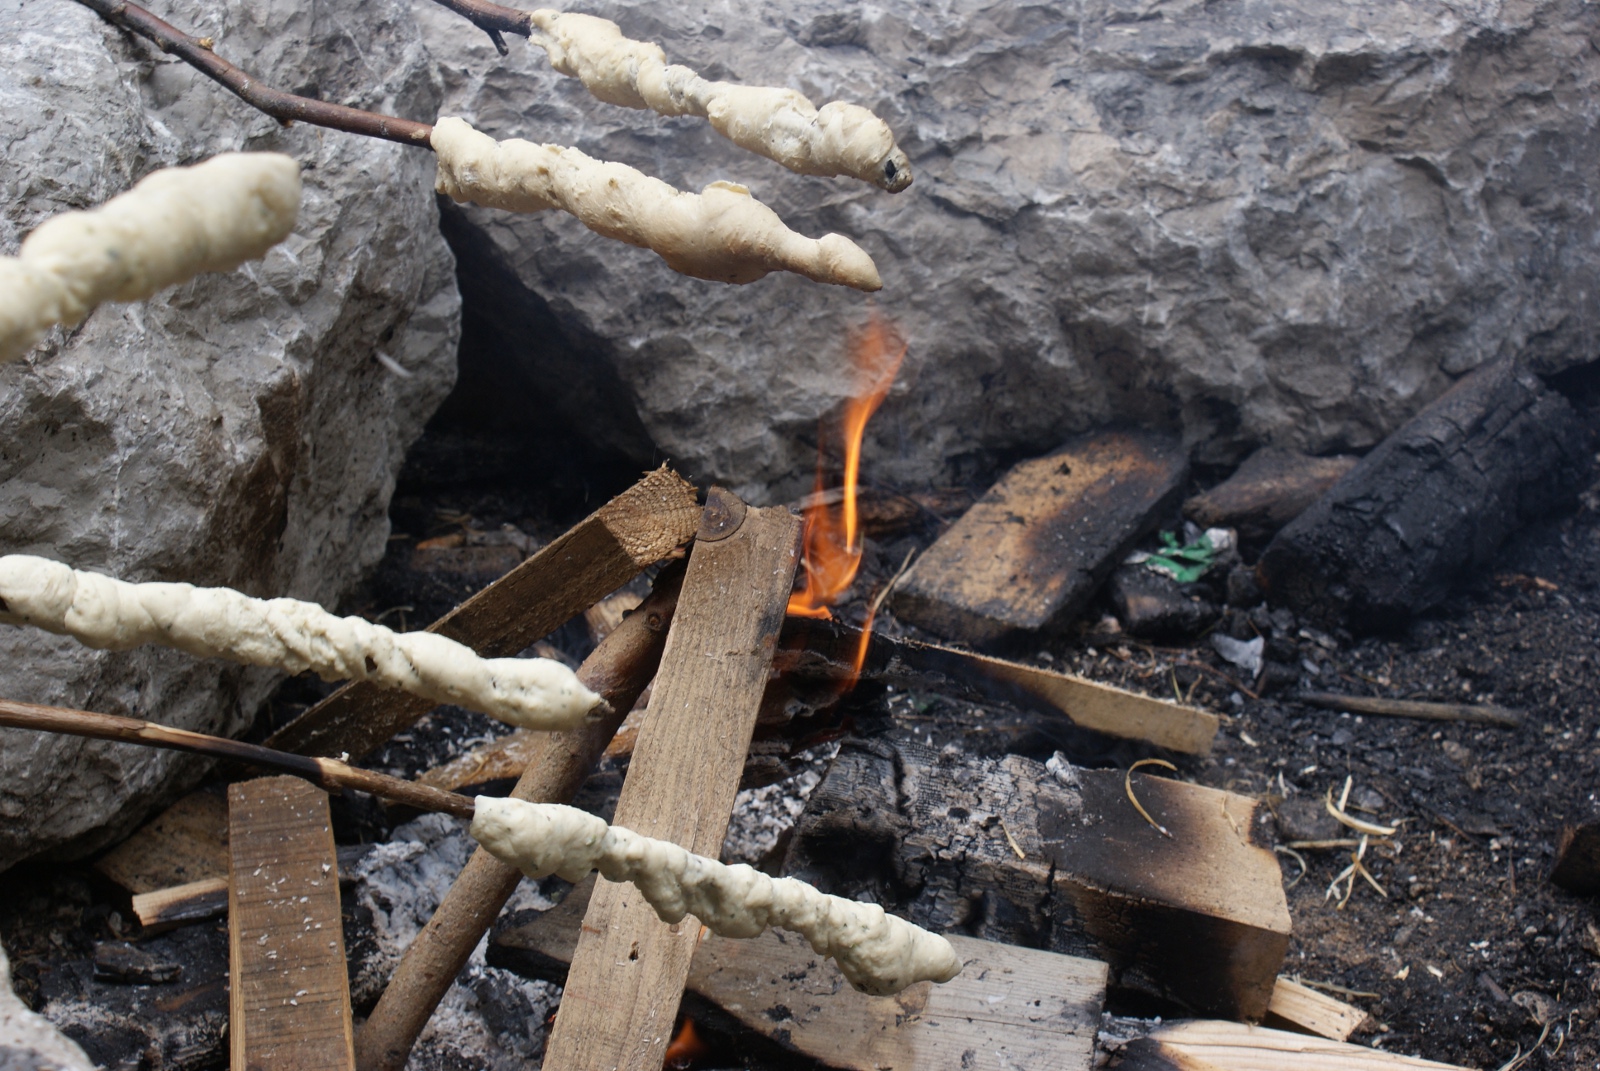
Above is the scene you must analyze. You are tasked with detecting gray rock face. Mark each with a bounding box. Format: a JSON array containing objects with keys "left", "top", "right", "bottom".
[
  {"left": 417, "top": 0, "right": 1599, "bottom": 499},
  {"left": 0, "top": 0, "right": 459, "bottom": 868}
]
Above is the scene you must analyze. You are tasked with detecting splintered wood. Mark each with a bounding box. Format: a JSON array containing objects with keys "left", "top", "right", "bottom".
[
  {"left": 893, "top": 429, "right": 1187, "bottom": 647},
  {"left": 228, "top": 776, "right": 353, "bottom": 1070},
  {"left": 1116, "top": 1020, "right": 1472, "bottom": 1070},
  {"left": 492, "top": 876, "right": 1108, "bottom": 1071},
  {"left": 267, "top": 465, "right": 698, "bottom": 761},
  {"left": 787, "top": 739, "right": 1290, "bottom": 1020},
  {"left": 540, "top": 489, "right": 801, "bottom": 1071}
]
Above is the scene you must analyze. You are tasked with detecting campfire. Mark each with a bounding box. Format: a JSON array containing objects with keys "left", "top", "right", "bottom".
[{"left": 1, "top": 2, "right": 1598, "bottom": 1071}]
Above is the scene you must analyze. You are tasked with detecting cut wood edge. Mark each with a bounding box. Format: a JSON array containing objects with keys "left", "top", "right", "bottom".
[{"left": 1264, "top": 976, "right": 1368, "bottom": 1041}]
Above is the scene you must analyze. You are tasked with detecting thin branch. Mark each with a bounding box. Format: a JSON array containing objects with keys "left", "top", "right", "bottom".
[
  {"left": 426, "top": 0, "right": 530, "bottom": 53},
  {"left": 73, "top": 0, "right": 434, "bottom": 148},
  {"left": 0, "top": 696, "right": 475, "bottom": 819}
]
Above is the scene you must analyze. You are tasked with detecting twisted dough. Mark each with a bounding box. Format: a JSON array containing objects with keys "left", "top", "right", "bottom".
[
  {"left": 431, "top": 117, "right": 881, "bottom": 290},
  {"left": 529, "top": 10, "right": 912, "bottom": 193},
  {"left": 0, "top": 556, "right": 600, "bottom": 732},
  {"left": 471, "top": 796, "right": 963, "bottom": 996},
  {"left": 0, "top": 154, "right": 301, "bottom": 363}
]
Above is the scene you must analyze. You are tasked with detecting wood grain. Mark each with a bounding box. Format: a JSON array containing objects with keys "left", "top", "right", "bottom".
[
  {"left": 266, "top": 465, "right": 698, "bottom": 761},
  {"left": 893, "top": 429, "right": 1187, "bottom": 647},
  {"left": 492, "top": 876, "right": 1108, "bottom": 1071},
  {"left": 1264, "top": 977, "right": 1369, "bottom": 1042},
  {"left": 95, "top": 787, "right": 228, "bottom": 893},
  {"left": 1119, "top": 1020, "right": 1470, "bottom": 1070},
  {"left": 540, "top": 491, "right": 801, "bottom": 1071},
  {"left": 228, "top": 776, "right": 354, "bottom": 1070}
]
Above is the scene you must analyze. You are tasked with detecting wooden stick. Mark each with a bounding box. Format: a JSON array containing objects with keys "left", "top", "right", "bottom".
[
  {"left": 228, "top": 777, "right": 356, "bottom": 1069},
  {"left": 353, "top": 560, "right": 686, "bottom": 1071},
  {"left": 267, "top": 465, "right": 698, "bottom": 761},
  {"left": 73, "top": 0, "right": 434, "bottom": 146},
  {"left": 130, "top": 876, "right": 229, "bottom": 928},
  {"left": 424, "top": 0, "right": 530, "bottom": 53},
  {"left": 1295, "top": 692, "right": 1521, "bottom": 728},
  {"left": 541, "top": 489, "right": 801, "bottom": 1071},
  {"left": 0, "top": 698, "right": 476, "bottom": 819},
  {"left": 1264, "top": 977, "right": 1368, "bottom": 1042}
]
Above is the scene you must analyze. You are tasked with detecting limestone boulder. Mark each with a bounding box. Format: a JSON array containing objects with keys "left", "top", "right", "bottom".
[
  {"left": 416, "top": 0, "right": 1600, "bottom": 499},
  {"left": 0, "top": 0, "right": 459, "bottom": 868}
]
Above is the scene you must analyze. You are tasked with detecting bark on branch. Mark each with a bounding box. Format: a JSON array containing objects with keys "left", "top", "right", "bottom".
[
  {"left": 425, "top": 0, "right": 531, "bottom": 54},
  {"left": 72, "top": 0, "right": 434, "bottom": 147}
]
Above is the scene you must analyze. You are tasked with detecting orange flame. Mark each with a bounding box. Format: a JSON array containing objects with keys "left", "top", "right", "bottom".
[
  {"left": 787, "top": 315, "right": 906, "bottom": 670},
  {"left": 663, "top": 1018, "right": 708, "bottom": 1070}
]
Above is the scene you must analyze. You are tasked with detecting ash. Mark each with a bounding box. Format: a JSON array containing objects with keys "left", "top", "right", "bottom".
[
  {"left": 720, "top": 743, "right": 838, "bottom": 867},
  {"left": 349, "top": 813, "right": 561, "bottom": 1069}
]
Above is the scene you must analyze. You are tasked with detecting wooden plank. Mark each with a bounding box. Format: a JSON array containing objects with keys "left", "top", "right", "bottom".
[
  {"left": 266, "top": 465, "right": 698, "bottom": 761},
  {"left": 776, "top": 616, "right": 1218, "bottom": 754},
  {"left": 94, "top": 787, "right": 228, "bottom": 893},
  {"left": 1259, "top": 358, "right": 1588, "bottom": 631},
  {"left": 787, "top": 738, "right": 1290, "bottom": 1020},
  {"left": 1265, "top": 977, "right": 1368, "bottom": 1041},
  {"left": 1118, "top": 1021, "right": 1470, "bottom": 1071},
  {"left": 491, "top": 876, "right": 1108, "bottom": 1071},
  {"left": 540, "top": 489, "right": 801, "bottom": 1071},
  {"left": 892, "top": 429, "right": 1187, "bottom": 648},
  {"left": 228, "top": 776, "right": 354, "bottom": 1070}
]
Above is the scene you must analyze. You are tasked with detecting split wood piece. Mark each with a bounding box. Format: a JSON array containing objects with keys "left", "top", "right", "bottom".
[
  {"left": 131, "top": 876, "right": 229, "bottom": 928},
  {"left": 1264, "top": 977, "right": 1368, "bottom": 1042},
  {"left": 267, "top": 465, "right": 697, "bottom": 761},
  {"left": 228, "top": 777, "right": 355, "bottom": 1070},
  {"left": 353, "top": 560, "right": 685, "bottom": 1071},
  {"left": 1183, "top": 448, "right": 1358, "bottom": 545},
  {"left": 1116, "top": 1020, "right": 1469, "bottom": 1070},
  {"left": 541, "top": 489, "right": 802, "bottom": 1071},
  {"left": 0, "top": 697, "right": 476, "bottom": 820},
  {"left": 1296, "top": 692, "right": 1521, "bottom": 729},
  {"left": 893, "top": 429, "right": 1188, "bottom": 649},
  {"left": 1258, "top": 359, "right": 1589, "bottom": 631},
  {"left": 785, "top": 738, "right": 1289, "bottom": 1020},
  {"left": 490, "top": 875, "right": 1108, "bottom": 1071},
  {"left": 777, "top": 616, "right": 1218, "bottom": 754},
  {"left": 1550, "top": 803, "right": 1600, "bottom": 896},
  {"left": 95, "top": 787, "right": 228, "bottom": 893}
]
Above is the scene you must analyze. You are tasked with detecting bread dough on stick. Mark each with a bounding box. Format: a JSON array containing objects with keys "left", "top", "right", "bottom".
[
  {"left": 0, "top": 555, "right": 599, "bottom": 732},
  {"left": 431, "top": 117, "right": 881, "bottom": 291},
  {"left": 528, "top": 10, "right": 913, "bottom": 193},
  {"left": 471, "top": 796, "right": 963, "bottom": 996},
  {"left": 0, "top": 154, "right": 301, "bottom": 364}
]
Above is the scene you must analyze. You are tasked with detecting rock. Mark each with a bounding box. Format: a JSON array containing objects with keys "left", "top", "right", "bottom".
[
  {"left": 1109, "top": 564, "right": 1220, "bottom": 641},
  {"left": 1186, "top": 449, "right": 1359, "bottom": 545},
  {"left": 0, "top": 939, "right": 93, "bottom": 1071},
  {"left": 1257, "top": 360, "right": 1589, "bottom": 631},
  {"left": 417, "top": 0, "right": 1600, "bottom": 499},
  {"left": 0, "top": 0, "right": 461, "bottom": 870}
]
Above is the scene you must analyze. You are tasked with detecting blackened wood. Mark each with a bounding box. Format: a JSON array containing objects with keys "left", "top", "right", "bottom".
[
  {"left": 267, "top": 465, "right": 698, "bottom": 761},
  {"left": 1184, "top": 448, "right": 1358, "bottom": 544},
  {"left": 1258, "top": 360, "right": 1588, "bottom": 632},
  {"left": 1550, "top": 805, "right": 1600, "bottom": 896},
  {"left": 785, "top": 738, "right": 1290, "bottom": 1020},
  {"left": 490, "top": 876, "right": 1108, "bottom": 1071},
  {"left": 353, "top": 562, "right": 685, "bottom": 1071},
  {"left": 892, "top": 429, "right": 1188, "bottom": 648},
  {"left": 228, "top": 777, "right": 354, "bottom": 1070},
  {"left": 541, "top": 492, "right": 801, "bottom": 1071},
  {"left": 130, "top": 877, "right": 230, "bottom": 927}
]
